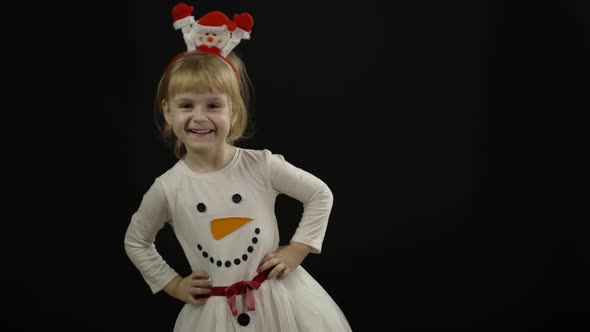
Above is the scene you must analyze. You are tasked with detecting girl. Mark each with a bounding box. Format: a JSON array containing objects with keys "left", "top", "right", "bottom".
[{"left": 123, "top": 11, "right": 352, "bottom": 330}]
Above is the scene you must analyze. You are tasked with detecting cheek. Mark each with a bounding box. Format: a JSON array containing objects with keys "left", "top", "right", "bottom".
[
  {"left": 171, "top": 123, "right": 185, "bottom": 136},
  {"left": 221, "top": 114, "right": 233, "bottom": 126},
  {"left": 169, "top": 115, "right": 186, "bottom": 130},
  {"left": 212, "top": 116, "right": 231, "bottom": 133}
]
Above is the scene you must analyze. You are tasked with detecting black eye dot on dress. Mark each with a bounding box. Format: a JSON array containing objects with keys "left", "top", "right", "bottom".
[
  {"left": 232, "top": 193, "right": 242, "bottom": 203},
  {"left": 196, "top": 203, "right": 206, "bottom": 212}
]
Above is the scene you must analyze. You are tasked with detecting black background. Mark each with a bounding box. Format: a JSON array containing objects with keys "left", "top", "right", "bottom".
[{"left": 6, "top": 0, "right": 588, "bottom": 331}]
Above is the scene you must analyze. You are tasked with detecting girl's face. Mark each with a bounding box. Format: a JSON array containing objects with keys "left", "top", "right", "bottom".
[{"left": 164, "top": 90, "right": 233, "bottom": 155}]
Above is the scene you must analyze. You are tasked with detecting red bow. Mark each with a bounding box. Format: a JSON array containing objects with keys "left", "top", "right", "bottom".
[
  {"left": 224, "top": 280, "right": 262, "bottom": 316},
  {"left": 196, "top": 45, "right": 222, "bottom": 56}
]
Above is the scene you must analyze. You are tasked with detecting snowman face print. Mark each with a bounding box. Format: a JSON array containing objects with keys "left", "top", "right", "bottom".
[{"left": 193, "top": 191, "right": 264, "bottom": 271}]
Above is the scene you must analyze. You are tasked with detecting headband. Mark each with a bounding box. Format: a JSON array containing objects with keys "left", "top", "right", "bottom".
[{"left": 171, "top": 2, "right": 254, "bottom": 81}]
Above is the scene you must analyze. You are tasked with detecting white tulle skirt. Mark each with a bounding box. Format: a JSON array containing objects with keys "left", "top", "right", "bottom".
[{"left": 173, "top": 266, "right": 352, "bottom": 331}]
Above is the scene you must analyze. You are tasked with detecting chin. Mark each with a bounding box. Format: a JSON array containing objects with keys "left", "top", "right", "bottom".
[
  {"left": 186, "top": 141, "right": 224, "bottom": 152},
  {"left": 186, "top": 143, "right": 214, "bottom": 152}
]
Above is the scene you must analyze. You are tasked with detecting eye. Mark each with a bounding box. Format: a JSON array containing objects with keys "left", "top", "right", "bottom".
[
  {"left": 196, "top": 203, "right": 206, "bottom": 212},
  {"left": 232, "top": 193, "right": 242, "bottom": 203},
  {"left": 208, "top": 103, "right": 222, "bottom": 109},
  {"left": 213, "top": 33, "right": 217, "bottom": 36},
  {"left": 179, "top": 103, "right": 193, "bottom": 109}
]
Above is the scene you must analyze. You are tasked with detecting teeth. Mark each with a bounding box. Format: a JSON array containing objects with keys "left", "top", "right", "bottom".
[{"left": 189, "top": 129, "right": 212, "bottom": 134}]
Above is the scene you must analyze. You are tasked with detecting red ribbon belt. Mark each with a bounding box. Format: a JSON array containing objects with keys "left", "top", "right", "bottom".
[{"left": 196, "top": 268, "right": 271, "bottom": 316}]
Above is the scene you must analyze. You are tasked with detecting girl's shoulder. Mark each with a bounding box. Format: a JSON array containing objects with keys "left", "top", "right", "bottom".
[
  {"left": 237, "top": 148, "right": 292, "bottom": 176},
  {"left": 152, "top": 160, "right": 186, "bottom": 185},
  {"left": 238, "top": 147, "right": 286, "bottom": 165}
]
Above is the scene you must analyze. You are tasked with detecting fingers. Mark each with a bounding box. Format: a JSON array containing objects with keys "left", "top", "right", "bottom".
[
  {"left": 188, "top": 271, "right": 212, "bottom": 288},
  {"left": 186, "top": 295, "right": 207, "bottom": 306},
  {"left": 266, "top": 263, "right": 292, "bottom": 280},
  {"left": 258, "top": 252, "right": 275, "bottom": 267},
  {"left": 257, "top": 253, "right": 290, "bottom": 276},
  {"left": 189, "top": 271, "right": 209, "bottom": 279},
  {"left": 257, "top": 256, "right": 278, "bottom": 273},
  {"left": 190, "top": 278, "right": 212, "bottom": 289},
  {"left": 186, "top": 284, "right": 211, "bottom": 305},
  {"left": 258, "top": 250, "right": 295, "bottom": 279},
  {"left": 277, "top": 266, "right": 291, "bottom": 280},
  {"left": 266, "top": 264, "right": 283, "bottom": 279},
  {"left": 179, "top": 271, "right": 211, "bottom": 305}
]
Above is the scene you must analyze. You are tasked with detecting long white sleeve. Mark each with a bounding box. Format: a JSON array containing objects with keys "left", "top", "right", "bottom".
[
  {"left": 266, "top": 152, "right": 334, "bottom": 253},
  {"left": 124, "top": 179, "right": 179, "bottom": 293}
]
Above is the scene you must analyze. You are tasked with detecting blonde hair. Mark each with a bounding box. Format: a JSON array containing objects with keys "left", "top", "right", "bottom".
[{"left": 154, "top": 51, "right": 254, "bottom": 159}]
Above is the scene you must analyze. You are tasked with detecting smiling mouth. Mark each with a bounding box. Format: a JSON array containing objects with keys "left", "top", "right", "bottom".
[
  {"left": 197, "top": 227, "right": 261, "bottom": 268},
  {"left": 188, "top": 129, "right": 213, "bottom": 135}
]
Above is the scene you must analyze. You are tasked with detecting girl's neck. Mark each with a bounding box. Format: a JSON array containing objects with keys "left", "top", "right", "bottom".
[{"left": 183, "top": 144, "right": 236, "bottom": 174}]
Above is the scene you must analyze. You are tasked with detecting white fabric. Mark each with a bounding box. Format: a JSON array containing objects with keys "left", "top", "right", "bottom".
[
  {"left": 221, "top": 29, "right": 249, "bottom": 57},
  {"left": 173, "top": 16, "right": 195, "bottom": 30},
  {"left": 124, "top": 148, "right": 351, "bottom": 331}
]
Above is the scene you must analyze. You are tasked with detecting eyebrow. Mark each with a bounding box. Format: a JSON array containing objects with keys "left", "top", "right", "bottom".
[
  {"left": 173, "top": 96, "right": 226, "bottom": 103},
  {"left": 172, "top": 95, "right": 224, "bottom": 100}
]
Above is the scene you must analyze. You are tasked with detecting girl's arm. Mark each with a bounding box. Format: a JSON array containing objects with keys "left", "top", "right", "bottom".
[
  {"left": 124, "top": 179, "right": 180, "bottom": 293},
  {"left": 257, "top": 151, "right": 334, "bottom": 279},
  {"left": 267, "top": 152, "right": 334, "bottom": 254}
]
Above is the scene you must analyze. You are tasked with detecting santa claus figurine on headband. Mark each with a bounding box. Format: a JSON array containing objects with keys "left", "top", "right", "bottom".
[{"left": 172, "top": 2, "right": 254, "bottom": 57}]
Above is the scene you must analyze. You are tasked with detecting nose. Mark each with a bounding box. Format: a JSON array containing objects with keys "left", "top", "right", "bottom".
[
  {"left": 207, "top": 36, "right": 213, "bottom": 43},
  {"left": 190, "top": 107, "right": 208, "bottom": 122},
  {"left": 211, "top": 217, "right": 253, "bottom": 240}
]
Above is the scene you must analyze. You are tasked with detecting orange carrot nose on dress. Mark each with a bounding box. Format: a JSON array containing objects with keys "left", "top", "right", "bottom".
[{"left": 211, "top": 217, "right": 253, "bottom": 240}]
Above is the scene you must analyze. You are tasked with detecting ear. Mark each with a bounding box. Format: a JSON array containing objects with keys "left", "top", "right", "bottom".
[{"left": 162, "top": 100, "right": 172, "bottom": 124}]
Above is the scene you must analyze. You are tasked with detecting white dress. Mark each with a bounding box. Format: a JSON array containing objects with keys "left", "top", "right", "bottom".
[{"left": 124, "top": 148, "right": 352, "bottom": 331}]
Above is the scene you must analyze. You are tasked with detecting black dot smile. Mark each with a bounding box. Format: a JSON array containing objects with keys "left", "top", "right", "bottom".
[{"left": 197, "top": 228, "right": 261, "bottom": 268}]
